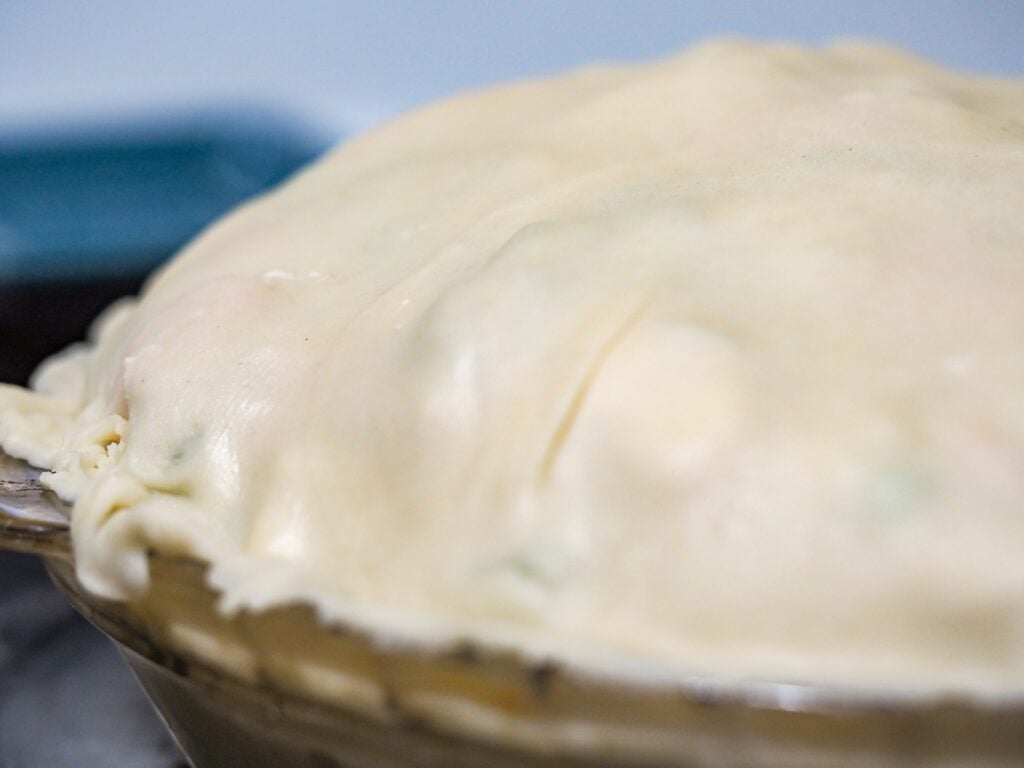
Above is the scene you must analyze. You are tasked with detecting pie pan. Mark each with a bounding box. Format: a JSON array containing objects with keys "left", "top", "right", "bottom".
[{"left": 2, "top": 451, "right": 1022, "bottom": 768}]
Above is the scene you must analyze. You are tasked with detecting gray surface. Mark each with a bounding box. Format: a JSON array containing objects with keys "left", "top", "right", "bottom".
[{"left": 0, "top": 552, "right": 186, "bottom": 768}]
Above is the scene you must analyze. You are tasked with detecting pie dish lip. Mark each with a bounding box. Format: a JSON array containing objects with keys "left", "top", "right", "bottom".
[
  {"left": 40, "top": 546, "right": 1024, "bottom": 768},
  {"left": 4, "top": 450, "right": 1024, "bottom": 721}
]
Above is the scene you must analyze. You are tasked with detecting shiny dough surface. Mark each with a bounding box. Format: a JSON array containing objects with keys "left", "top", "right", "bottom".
[{"left": 3, "top": 40, "right": 1024, "bottom": 693}]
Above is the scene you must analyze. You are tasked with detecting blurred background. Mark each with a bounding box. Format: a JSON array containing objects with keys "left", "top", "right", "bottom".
[
  {"left": 0, "top": 2, "right": 1022, "bottom": 766},
  {"left": 2, "top": 0, "right": 1024, "bottom": 383}
]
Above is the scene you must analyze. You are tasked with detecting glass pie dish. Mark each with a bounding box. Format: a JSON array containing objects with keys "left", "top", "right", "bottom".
[{"left": 2, "top": 450, "right": 1023, "bottom": 768}]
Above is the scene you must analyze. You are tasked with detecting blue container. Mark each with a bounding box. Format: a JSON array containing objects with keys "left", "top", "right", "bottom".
[{"left": 0, "top": 111, "right": 329, "bottom": 383}]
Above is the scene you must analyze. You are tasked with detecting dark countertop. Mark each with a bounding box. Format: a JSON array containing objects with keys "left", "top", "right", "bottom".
[{"left": 0, "top": 552, "right": 187, "bottom": 767}]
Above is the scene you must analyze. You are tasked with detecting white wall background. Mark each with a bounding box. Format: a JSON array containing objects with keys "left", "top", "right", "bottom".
[{"left": 1, "top": 0, "right": 1022, "bottom": 141}]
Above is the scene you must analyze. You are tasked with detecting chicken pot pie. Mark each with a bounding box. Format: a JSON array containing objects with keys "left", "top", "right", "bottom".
[{"left": 2, "top": 40, "right": 1023, "bottom": 696}]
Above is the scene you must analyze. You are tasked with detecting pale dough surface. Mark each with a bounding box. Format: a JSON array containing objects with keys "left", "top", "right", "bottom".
[{"left": 3, "top": 40, "right": 1024, "bottom": 693}]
